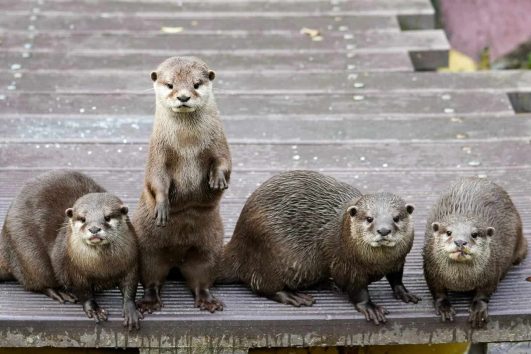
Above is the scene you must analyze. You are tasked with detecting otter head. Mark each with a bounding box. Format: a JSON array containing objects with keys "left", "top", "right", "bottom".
[
  {"left": 66, "top": 193, "right": 130, "bottom": 247},
  {"left": 431, "top": 215, "right": 494, "bottom": 263},
  {"left": 151, "top": 56, "right": 215, "bottom": 114},
  {"left": 346, "top": 193, "right": 414, "bottom": 248}
]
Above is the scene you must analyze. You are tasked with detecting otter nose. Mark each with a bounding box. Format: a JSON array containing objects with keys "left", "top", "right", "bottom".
[
  {"left": 89, "top": 226, "right": 101, "bottom": 235},
  {"left": 177, "top": 95, "right": 190, "bottom": 102},
  {"left": 454, "top": 240, "right": 468, "bottom": 248},
  {"left": 377, "top": 228, "right": 391, "bottom": 237}
]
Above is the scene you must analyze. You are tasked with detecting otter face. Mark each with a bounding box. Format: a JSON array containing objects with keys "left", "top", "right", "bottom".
[
  {"left": 151, "top": 56, "right": 215, "bottom": 114},
  {"left": 431, "top": 217, "right": 494, "bottom": 262},
  {"left": 347, "top": 193, "right": 414, "bottom": 248},
  {"left": 66, "top": 193, "right": 129, "bottom": 247}
]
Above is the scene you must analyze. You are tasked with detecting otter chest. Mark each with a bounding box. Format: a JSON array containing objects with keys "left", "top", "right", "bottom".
[{"left": 172, "top": 144, "right": 206, "bottom": 193}]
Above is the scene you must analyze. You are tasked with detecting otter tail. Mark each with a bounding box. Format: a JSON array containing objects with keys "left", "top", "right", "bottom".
[
  {"left": 216, "top": 244, "right": 240, "bottom": 284},
  {"left": 512, "top": 224, "right": 528, "bottom": 265}
]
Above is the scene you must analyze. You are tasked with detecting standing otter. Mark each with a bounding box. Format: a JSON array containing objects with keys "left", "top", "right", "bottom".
[
  {"left": 134, "top": 56, "right": 230, "bottom": 313},
  {"left": 423, "top": 177, "right": 528, "bottom": 328},
  {"left": 0, "top": 170, "right": 142, "bottom": 330},
  {"left": 221, "top": 170, "right": 418, "bottom": 325}
]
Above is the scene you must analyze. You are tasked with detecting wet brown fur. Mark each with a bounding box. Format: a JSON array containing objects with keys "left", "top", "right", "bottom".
[
  {"left": 0, "top": 170, "right": 141, "bottom": 329},
  {"left": 134, "top": 56, "right": 230, "bottom": 313},
  {"left": 222, "top": 170, "right": 417, "bottom": 324}
]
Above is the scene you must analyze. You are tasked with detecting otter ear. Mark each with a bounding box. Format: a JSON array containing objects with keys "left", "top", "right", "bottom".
[
  {"left": 120, "top": 205, "right": 129, "bottom": 215},
  {"left": 432, "top": 222, "right": 440, "bottom": 232},
  {"left": 486, "top": 227, "right": 495, "bottom": 237},
  {"left": 65, "top": 208, "right": 74, "bottom": 218},
  {"left": 406, "top": 204, "right": 415, "bottom": 215},
  {"left": 347, "top": 206, "right": 357, "bottom": 217},
  {"left": 208, "top": 70, "right": 216, "bottom": 81},
  {"left": 150, "top": 71, "right": 158, "bottom": 82}
]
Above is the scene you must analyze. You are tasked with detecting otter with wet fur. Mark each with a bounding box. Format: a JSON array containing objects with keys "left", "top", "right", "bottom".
[
  {"left": 221, "top": 170, "right": 418, "bottom": 325},
  {"left": 134, "top": 56, "right": 230, "bottom": 313},
  {"left": 423, "top": 177, "right": 527, "bottom": 329},
  {"left": 0, "top": 170, "right": 142, "bottom": 330}
]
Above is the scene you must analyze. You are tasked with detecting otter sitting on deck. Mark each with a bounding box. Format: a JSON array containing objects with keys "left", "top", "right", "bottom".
[
  {"left": 423, "top": 177, "right": 528, "bottom": 328},
  {"left": 0, "top": 170, "right": 142, "bottom": 330},
  {"left": 221, "top": 170, "right": 419, "bottom": 325}
]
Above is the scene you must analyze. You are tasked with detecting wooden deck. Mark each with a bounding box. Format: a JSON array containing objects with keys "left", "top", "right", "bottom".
[{"left": 0, "top": 0, "right": 530, "bottom": 352}]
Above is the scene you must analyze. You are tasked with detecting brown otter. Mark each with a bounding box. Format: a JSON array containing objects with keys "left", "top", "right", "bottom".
[
  {"left": 0, "top": 170, "right": 142, "bottom": 330},
  {"left": 423, "top": 177, "right": 528, "bottom": 328},
  {"left": 134, "top": 56, "right": 231, "bottom": 313},
  {"left": 221, "top": 170, "right": 418, "bottom": 325}
]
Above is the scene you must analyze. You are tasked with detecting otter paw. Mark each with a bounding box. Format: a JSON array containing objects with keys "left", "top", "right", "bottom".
[
  {"left": 435, "top": 298, "right": 455, "bottom": 322},
  {"left": 393, "top": 286, "right": 421, "bottom": 304},
  {"left": 83, "top": 300, "right": 108, "bottom": 323},
  {"left": 136, "top": 298, "right": 163, "bottom": 314},
  {"left": 209, "top": 170, "right": 228, "bottom": 191},
  {"left": 123, "top": 300, "right": 143, "bottom": 331},
  {"left": 154, "top": 201, "right": 169, "bottom": 227},
  {"left": 468, "top": 301, "right": 488, "bottom": 329},
  {"left": 271, "top": 291, "right": 316, "bottom": 307},
  {"left": 45, "top": 288, "right": 78, "bottom": 304},
  {"left": 355, "top": 301, "right": 388, "bottom": 325},
  {"left": 195, "top": 293, "right": 224, "bottom": 313}
]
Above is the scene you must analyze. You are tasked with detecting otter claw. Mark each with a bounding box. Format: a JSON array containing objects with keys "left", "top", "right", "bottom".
[
  {"left": 123, "top": 300, "right": 143, "bottom": 330},
  {"left": 154, "top": 202, "right": 169, "bottom": 227},
  {"left": 83, "top": 301, "right": 108, "bottom": 323},
  {"left": 435, "top": 298, "right": 455, "bottom": 322},
  {"left": 468, "top": 300, "right": 489, "bottom": 329},
  {"left": 195, "top": 295, "right": 224, "bottom": 313},
  {"left": 355, "top": 301, "right": 388, "bottom": 325},
  {"left": 393, "top": 286, "right": 421, "bottom": 304}
]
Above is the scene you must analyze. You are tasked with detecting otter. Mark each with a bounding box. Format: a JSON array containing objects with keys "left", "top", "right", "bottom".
[
  {"left": 423, "top": 177, "right": 528, "bottom": 328},
  {"left": 221, "top": 170, "right": 418, "bottom": 325},
  {"left": 134, "top": 56, "right": 231, "bottom": 313},
  {"left": 0, "top": 170, "right": 142, "bottom": 330}
]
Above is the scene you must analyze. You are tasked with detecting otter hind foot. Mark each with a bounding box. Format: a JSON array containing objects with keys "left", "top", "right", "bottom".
[
  {"left": 194, "top": 288, "right": 224, "bottom": 313},
  {"left": 44, "top": 288, "right": 78, "bottom": 304},
  {"left": 123, "top": 299, "right": 143, "bottom": 331},
  {"left": 435, "top": 297, "right": 455, "bottom": 322},
  {"left": 270, "top": 290, "right": 315, "bottom": 307},
  {"left": 83, "top": 299, "right": 108, "bottom": 323},
  {"left": 392, "top": 285, "right": 421, "bottom": 304},
  {"left": 468, "top": 300, "right": 489, "bottom": 329},
  {"left": 355, "top": 301, "right": 388, "bottom": 325},
  {"left": 136, "top": 288, "right": 163, "bottom": 314}
]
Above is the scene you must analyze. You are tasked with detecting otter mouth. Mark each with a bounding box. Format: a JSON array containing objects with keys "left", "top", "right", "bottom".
[
  {"left": 370, "top": 239, "right": 396, "bottom": 248},
  {"left": 448, "top": 249, "right": 473, "bottom": 261},
  {"left": 171, "top": 105, "right": 195, "bottom": 113},
  {"left": 84, "top": 235, "right": 107, "bottom": 245}
]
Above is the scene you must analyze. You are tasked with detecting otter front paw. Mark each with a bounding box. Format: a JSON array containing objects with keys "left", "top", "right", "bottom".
[
  {"left": 435, "top": 297, "right": 455, "bottom": 322},
  {"left": 154, "top": 201, "right": 169, "bottom": 227},
  {"left": 195, "top": 289, "right": 224, "bottom": 313},
  {"left": 136, "top": 289, "right": 163, "bottom": 314},
  {"left": 209, "top": 169, "right": 229, "bottom": 191},
  {"left": 355, "top": 301, "right": 388, "bottom": 325},
  {"left": 83, "top": 300, "right": 108, "bottom": 323},
  {"left": 393, "top": 285, "right": 421, "bottom": 304},
  {"left": 123, "top": 300, "right": 143, "bottom": 330},
  {"left": 468, "top": 300, "right": 488, "bottom": 329}
]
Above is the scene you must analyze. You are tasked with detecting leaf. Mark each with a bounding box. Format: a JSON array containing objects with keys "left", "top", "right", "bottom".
[
  {"left": 300, "top": 27, "right": 321, "bottom": 38},
  {"left": 161, "top": 27, "right": 184, "bottom": 34}
]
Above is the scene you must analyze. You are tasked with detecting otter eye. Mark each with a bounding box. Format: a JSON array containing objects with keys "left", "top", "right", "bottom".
[
  {"left": 193, "top": 82, "right": 202, "bottom": 89},
  {"left": 166, "top": 83, "right": 173, "bottom": 89},
  {"left": 446, "top": 231, "right": 452, "bottom": 236},
  {"left": 79, "top": 217, "right": 86, "bottom": 223},
  {"left": 393, "top": 216, "right": 400, "bottom": 223},
  {"left": 366, "top": 217, "right": 373, "bottom": 223},
  {"left": 471, "top": 232, "right": 478, "bottom": 239},
  {"left": 104, "top": 215, "right": 111, "bottom": 222}
]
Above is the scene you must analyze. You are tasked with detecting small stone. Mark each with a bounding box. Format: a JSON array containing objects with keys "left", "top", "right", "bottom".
[
  {"left": 348, "top": 73, "right": 358, "bottom": 80},
  {"left": 10, "top": 63, "right": 21, "bottom": 70},
  {"left": 462, "top": 146, "right": 472, "bottom": 153},
  {"left": 311, "top": 35, "right": 323, "bottom": 41},
  {"left": 0, "top": 95, "right": 6, "bottom": 100},
  {"left": 360, "top": 156, "right": 366, "bottom": 161},
  {"left": 293, "top": 155, "right": 300, "bottom": 160},
  {"left": 7, "top": 85, "right": 16, "bottom": 90},
  {"left": 22, "top": 52, "right": 31, "bottom": 58},
  {"left": 353, "top": 95, "right": 364, "bottom": 101},
  {"left": 477, "top": 174, "right": 487, "bottom": 178},
  {"left": 353, "top": 82, "right": 365, "bottom": 88},
  {"left": 87, "top": 151, "right": 92, "bottom": 155},
  {"left": 456, "top": 133, "right": 468, "bottom": 139},
  {"left": 444, "top": 108, "right": 455, "bottom": 113},
  {"left": 382, "top": 163, "right": 388, "bottom": 168},
  {"left": 79, "top": 108, "right": 85, "bottom": 113},
  {"left": 334, "top": 17, "right": 342, "bottom": 22},
  {"left": 450, "top": 117, "right": 463, "bottom": 123},
  {"left": 347, "top": 64, "right": 356, "bottom": 70},
  {"left": 24, "top": 43, "right": 32, "bottom": 49},
  {"left": 28, "top": 25, "right": 35, "bottom": 31},
  {"left": 343, "top": 34, "right": 353, "bottom": 40},
  {"left": 468, "top": 160, "right": 481, "bottom": 167},
  {"left": 91, "top": 106, "right": 96, "bottom": 110},
  {"left": 339, "top": 26, "right": 348, "bottom": 31},
  {"left": 347, "top": 52, "right": 355, "bottom": 58},
  {"left": 13, "top": 72, "right": 22, "bottom": 79},
  {"left": 441, "top": 94, "right": 451, "bottom": 100}
]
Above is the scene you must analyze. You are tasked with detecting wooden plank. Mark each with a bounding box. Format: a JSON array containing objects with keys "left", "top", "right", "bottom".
[
  {"left": 1, "top": 141, "right": 529, "bottom": 170},
  {"left": 0, "top": 30, "right": 448, "bottom": 53},
  {"left": 4, "top": 70, "right": 531, "bottom": 94},
  {"left": 0, "top": 51, "right": 415, "bottom": 72},
  {"left": 0, "top": 14, "right": 401, "bottom": 33},
  {"left": 0, "top": 92, "right": 514, "bottom": 116},
  {"left": 2, "top": 115, "right": 531, "bottom": 143}
]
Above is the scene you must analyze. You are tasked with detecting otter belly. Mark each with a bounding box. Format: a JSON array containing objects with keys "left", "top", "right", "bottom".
[
  {"left": 438, "top": 264, "right": 485, "bottom": 292},
  {"left": 173, "top": 152, "right": 204, "bottom": 193}
]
